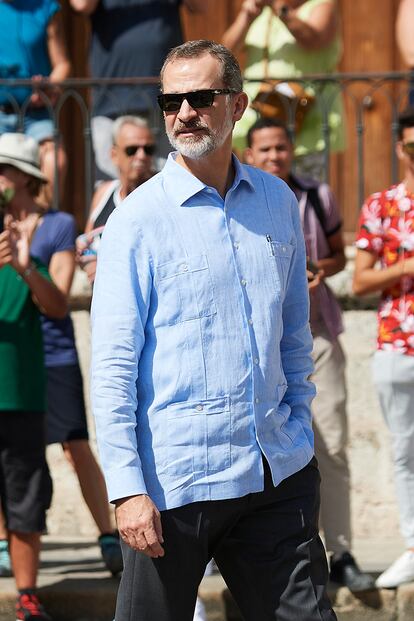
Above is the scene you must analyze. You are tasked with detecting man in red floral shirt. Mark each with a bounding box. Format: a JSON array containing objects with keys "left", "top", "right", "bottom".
[{"left": 354, "top": 107, "right": 414, "bottom": 588}]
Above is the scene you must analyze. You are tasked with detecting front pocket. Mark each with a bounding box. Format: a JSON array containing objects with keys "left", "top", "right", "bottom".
[
  {"left": 166, "top": 396, "right": 230, "bottom": 475},
  {"left": 269, "top": 241, "right": 294, "bottom": 294},
  {"left": 155, "top": 254, "right": 217, "bottom": 325}
]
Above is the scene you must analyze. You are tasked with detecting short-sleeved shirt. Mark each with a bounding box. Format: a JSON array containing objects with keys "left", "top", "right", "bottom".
[
  {"left": 289, "top": 174, "right": 343, "bottom": 339},
  {"left": 0, "top": 259, "right": 50, "bottom": 412},
  {"left": 90, "top": 0, "right": 183, "bottom": 117},
  {"left": 0, "top": 0, "right": 60, "bottom": 106},
  {"left": 31, "top": 210, "right": 79, "bottom": 367},
  {"left": 356, "top": 183, "right": 414, "bottom": 356}
]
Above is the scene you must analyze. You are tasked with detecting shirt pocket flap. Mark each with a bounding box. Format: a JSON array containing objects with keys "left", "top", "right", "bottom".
[
  {"left": 156, "top": 254, "right": 209, "bottom": 281},
  {"left": 270, "top": 241, "right": 294, "bottom": 259},
  {"left": 167, "top": 395, "right": 230, "bottom": 419}
]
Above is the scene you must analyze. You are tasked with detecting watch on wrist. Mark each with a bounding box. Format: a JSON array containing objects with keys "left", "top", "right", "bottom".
[{"left": 278, "top": 5, "right": 290, "bottom": 18}]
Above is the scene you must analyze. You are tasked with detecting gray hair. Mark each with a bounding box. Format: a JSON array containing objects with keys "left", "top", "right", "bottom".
[
  {"left": 112, "top": 115, "right": 150, "bottom": 144},
  {"left": 160, "top": 40, "right": 243, "bottom": 93}
]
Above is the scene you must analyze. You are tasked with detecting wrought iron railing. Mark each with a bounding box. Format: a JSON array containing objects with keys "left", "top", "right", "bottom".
[{"left": 0, "top": 72, "right": 412, "bottom": 229}]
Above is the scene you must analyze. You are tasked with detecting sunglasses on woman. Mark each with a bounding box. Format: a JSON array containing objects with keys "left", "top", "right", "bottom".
[{"left": 157, "top": 88, "right": 239, "bottom": 113}]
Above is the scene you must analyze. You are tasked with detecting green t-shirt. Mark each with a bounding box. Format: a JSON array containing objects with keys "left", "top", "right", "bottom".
[
  {"left": 233, "top": 0, "right": 345, "bottom": 155},
  {"left": 0, "top": 258, "right": 50, "bottom": 412}
]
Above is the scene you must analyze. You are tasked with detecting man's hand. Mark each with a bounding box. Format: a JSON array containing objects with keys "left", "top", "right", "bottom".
[
  {"left": 241, "top": 0, "right": 266, "bottom": 20},
  {"left": 115, "top": 494, "right": 164, "bottom": 558},
  {"left": 307, "top": 268, "right": 324, "bottom": 294}
]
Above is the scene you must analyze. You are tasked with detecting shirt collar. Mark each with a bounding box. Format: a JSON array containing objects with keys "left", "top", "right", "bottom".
[{"left": 162, "top": 152, "right": 254, "bottom": 207}]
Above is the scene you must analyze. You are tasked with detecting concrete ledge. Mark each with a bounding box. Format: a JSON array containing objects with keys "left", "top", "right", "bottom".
[{"left": 1, "top": 538, "right": 414, "bottom": 621}]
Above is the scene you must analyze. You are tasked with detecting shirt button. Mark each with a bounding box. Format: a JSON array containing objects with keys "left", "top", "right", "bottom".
[
  {"left": 241, "top": 279, "right": 247, "bottom": 286},
  {"left": 234, "top": 242, "right": 239, "bottom": 250},
  {"left": 196, "top": 404, "right": 204, "bottom": 412},
  {"left": 248, "top": 318, "right": 253, "bottom": 325},
  {"left": 282, "top": 246, "right": 287, "bottom": 253},
  {"left": 254, "top": 358, "right": 259, "bottom": 365},
  {"left": 255, "top": 398, "right": 259, "bottom": 404},
  {"left": 181, "top": 264, "right": 188, "bottom": 272}
]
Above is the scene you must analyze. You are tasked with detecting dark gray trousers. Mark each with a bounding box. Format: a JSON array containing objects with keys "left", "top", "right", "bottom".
[{"left": 115, "top": 458, "right": 337, "bottom": 621}]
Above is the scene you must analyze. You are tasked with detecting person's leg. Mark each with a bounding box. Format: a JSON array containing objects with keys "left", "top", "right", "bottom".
[
  {"left": 214, "top": 459, "right": 337, "bottom": 621},
  {"left": 312, "top": 332, "right": 374, "bottom": 590},
  {"left": 3, "top": 411, "right": 53, "bottom": 619},
  {"left": 62, "top": 439, "right": 113, "bottom": 534},
  {"left": 115, "top": 502, "right": 214, "bottom": 621},
  {"left": 46, "top": 364, "right": 122, "bottom": 575},
  {"left": 0, "top": 504, "right": 12, "bottom": 577},
  {"left": 9, "top": 531, "right": 40, "bottom": 589},
  {"left": 312, "top": 333, "right": 350, "bottom": 555},
  {"left": 372, "top": 351, "right": 414, "bottom": 587}
]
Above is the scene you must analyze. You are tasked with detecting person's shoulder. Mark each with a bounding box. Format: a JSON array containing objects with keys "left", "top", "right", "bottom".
[
  {"left": 44, "top": 209, "right": 75, "bottom": 229},
  {"left": 106, "top": 173, "right": 164, "bottom": 227},
  {"left": 242, "top": 163, "right": 296, "bottom": 201}
]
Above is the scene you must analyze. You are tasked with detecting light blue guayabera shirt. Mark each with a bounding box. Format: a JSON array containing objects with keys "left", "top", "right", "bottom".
[{"left": 91, "top": 153, "right": 315, "bottom": 511}]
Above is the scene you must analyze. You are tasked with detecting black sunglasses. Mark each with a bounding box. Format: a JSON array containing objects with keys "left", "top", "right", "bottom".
[
  {"left": 157, "top": 88, "right": 239, "bottom": 112},
  {"left": 124, "top": 144, "right": 155, "bottom": 157}
]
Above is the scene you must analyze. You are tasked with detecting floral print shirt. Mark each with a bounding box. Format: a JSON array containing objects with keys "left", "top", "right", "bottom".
[{"left": 356, "top": 183, "right": 414, "bottom": 356}]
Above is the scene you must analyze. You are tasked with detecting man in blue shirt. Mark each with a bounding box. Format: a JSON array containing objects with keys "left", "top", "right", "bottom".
[{"left": 91, "top": 40, "right": 337, "bottom": 621}]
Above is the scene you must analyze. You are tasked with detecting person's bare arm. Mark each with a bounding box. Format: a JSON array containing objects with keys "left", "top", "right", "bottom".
[
  {"left": 352, "top": 248, "right": 414, "bottom": 296},
  {"left": 47, "top": 12, "right": 71, "bottom": 84},
  {"left": 48, "top": 249, "right": 76, "bottom": 298},
  {"left": 69, "top": 0, "right": 100, "bottom": 15},
  {"left": 115, "top": 495, "right": 164, "bottom": 558},
  {"left": 397, "top": 0, "right": 414, "bottom": 68},
  {"left": 316, "top": 230, "right": 346, "bottom": 277},
  {"left": 182, "top": 0, "right": 208, "bottom": 13},
  {"left": 0, "top": 220, "right": 67, "bottom": 319},
  {"left": 271, "top": 0, "right": 338, "bottom": 51},
  {"left": 222, "top": 0, "right": 266, "bottom": 53}
]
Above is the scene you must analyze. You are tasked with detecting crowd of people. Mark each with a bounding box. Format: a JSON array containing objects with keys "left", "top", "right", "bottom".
[{"left": 1, "top": 2, "right": 414, "bottom": 621}]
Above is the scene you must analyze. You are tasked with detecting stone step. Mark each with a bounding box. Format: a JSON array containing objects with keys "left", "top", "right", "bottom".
[{"left": 1, "top": 538, "right": 413, "bottom": 621}]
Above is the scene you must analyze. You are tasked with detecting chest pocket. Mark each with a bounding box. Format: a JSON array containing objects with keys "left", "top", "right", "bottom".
[
  {"left": 268, "top": 241, "right": 294, "bottom": 296},
  {"left": 155, "top": 254, "right": 217, "bottom": 325}
]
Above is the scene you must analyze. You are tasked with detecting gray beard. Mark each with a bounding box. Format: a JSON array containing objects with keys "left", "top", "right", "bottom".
[{"left": 166, "top": 108, "right": 234, "bottom": 160}]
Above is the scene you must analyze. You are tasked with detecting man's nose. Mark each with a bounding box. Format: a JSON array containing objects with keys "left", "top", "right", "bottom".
[{"left": 177, "top": 98, "right": 199, "bottom": 122}]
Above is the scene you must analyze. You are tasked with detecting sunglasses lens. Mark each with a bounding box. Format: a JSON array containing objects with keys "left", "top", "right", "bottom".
[
  {"left": 125, "top": 145, "right": 155, "bottom": 157},
  {"left": 125, "top": 145, "right": 138, "bottom": 157},
  {"left": 158, "top": 94, "right": 184, "bottom": 112},
  {"left": 403, "top": 142, "right": 414, "bottom": 155},
  {"left": 187, "top": 91, "right": 215, "bottom": 109},
  {"left": 158, "top": 90, "right": 217, "bottom": 112}
]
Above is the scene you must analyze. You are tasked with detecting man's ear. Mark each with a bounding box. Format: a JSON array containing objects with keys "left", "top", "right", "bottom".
[
  {"left": 244, "top": 147, "right": 254, "bottom": 165},
  {"left": 396, "top": 140, "right": 405, "bottom": 162},
  {"left": 111, "top": 144, "right": 118, "bottom": 166},
  {"left": 232, "top": 92, "right": 249, "bottom": 123}
]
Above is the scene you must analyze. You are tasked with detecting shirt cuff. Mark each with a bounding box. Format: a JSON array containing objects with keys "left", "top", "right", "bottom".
[{"left": 104, "top": 465, "right": 148, "bottom": 504}]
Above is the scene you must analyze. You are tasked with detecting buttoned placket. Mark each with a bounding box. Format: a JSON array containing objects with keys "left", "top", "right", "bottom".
[{"left": 222, "top": 188, "right": 261, "bottom": 409}]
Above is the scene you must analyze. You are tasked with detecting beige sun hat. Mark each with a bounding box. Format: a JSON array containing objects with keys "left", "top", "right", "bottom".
[{"left": 0, "top": 133, "right": 47, "bottom": 182}]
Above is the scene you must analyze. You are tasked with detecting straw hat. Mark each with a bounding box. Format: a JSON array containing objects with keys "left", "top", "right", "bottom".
[{"left": 0, "top": 133, "right": 47, "bottom": 182}]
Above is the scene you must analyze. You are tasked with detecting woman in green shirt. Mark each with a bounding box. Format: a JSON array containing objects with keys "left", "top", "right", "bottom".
[{"left": 0, "top": 132, "right": 66, "bottom": 621}]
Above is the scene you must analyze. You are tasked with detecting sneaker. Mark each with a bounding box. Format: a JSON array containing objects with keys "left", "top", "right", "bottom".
[
  {"left": 376, "top": 551, "right": 414, "bottom": 589},
  {"left": 330, "top": 551, "right": 376, "bottom": 592},
  {"left": 98, "top": 532, "right": 123, "bottom": 576},
  {"left": 16, "top": 593, "right": 52, "bottom": 621},
  {"left": 0, "top": 539, "right": 12, "bottom": 577}
]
